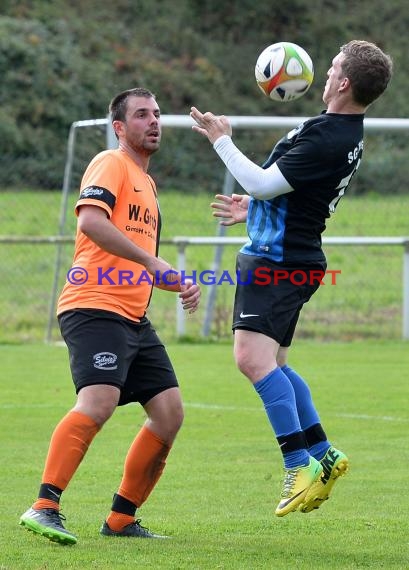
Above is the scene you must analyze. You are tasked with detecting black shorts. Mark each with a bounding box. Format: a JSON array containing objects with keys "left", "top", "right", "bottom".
[
  {"left": 233, "top": 253, "right": 325, "bottom": 347},
  {"left": 58, "top": 309, "right": 178, "bottom": 406}
]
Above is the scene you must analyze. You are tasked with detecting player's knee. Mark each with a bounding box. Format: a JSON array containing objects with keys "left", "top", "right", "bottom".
[
  {"left": 235, "top": 349, "right": 256, "bottom": 379},
  {"left": 74, "top": 402, "right": 116, "bottom": 427},
  {"left": 235, "top": 346, "right": 278, "bottom": 382},
  {"left": 166, "top": 405, "right": 184, "bottom": 442},
  {"left": 170, "top": 405, "right": 184, "bottom": 433},
  {"left": 148, "top": 410, "right": 183, "bottom": 445},
  {"left": 74, "top": 384, "right": 119, "bottom": 426},
  {"left": 146, "top": 396, "right": 184, "bottom": 443}
]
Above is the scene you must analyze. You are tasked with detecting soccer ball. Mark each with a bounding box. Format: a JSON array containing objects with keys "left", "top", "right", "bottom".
[{"left": 255, "top": 42, "right": 314, "bottom": 102}]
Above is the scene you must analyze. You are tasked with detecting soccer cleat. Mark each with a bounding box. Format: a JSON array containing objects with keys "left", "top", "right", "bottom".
[
  {"left": 100, "top": 519, "right": 169, "bottom": 539},
  {"left": 299, "top": 446, "right": 349, "bottom": 513},
  {"left": 275, "top": 456, "right": 323, "bottom": 517},
  {"left": 19, "top": 507, "right": 77, "bottom": 545}
]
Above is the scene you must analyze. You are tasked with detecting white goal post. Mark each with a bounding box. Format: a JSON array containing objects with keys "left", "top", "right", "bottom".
[{"left": 46, "top": 114, "right": 409, "bottom": 342}]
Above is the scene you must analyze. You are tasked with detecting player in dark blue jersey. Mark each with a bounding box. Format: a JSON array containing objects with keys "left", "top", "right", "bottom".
[{"left": 191, "top": 40, "right": 392, "bottom": 516}]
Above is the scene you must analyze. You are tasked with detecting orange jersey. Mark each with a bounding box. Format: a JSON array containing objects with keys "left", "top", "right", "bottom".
[{"left": 57, "top": 149, "right": 161, "bottom": 321}]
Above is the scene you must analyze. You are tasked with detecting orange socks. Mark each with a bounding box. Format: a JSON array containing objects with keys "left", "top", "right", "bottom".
[
  {"left": 106, "top": 511, "right": 135, "bottom": 532},
  {"left": 32, "top": 498, "right": 60, "bottom": 511},
  {"left": 32, "top": 414, "right": 170, "bottom": 532},
  {"left": 106, "top": 425, "right": 171, "bottom": 531},
  {"left": 33, "top": 410, "right": 100, "bottom": 511}
]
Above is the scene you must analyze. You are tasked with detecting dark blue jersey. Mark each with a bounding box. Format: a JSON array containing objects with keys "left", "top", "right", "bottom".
[{"left": 241, "top": 112, "right": 364, "bottom": 265}]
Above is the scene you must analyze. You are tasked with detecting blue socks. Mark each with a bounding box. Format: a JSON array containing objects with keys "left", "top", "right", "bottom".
[
  {"left": 281, "top": 365, "right": 330, "bottom": 460},
  {"left": 254, "top": 365, "right": 331, "bottom": 467},
  {"left": 254, "top": 368, "right": 310, "bottom": 468},
  {"left": 280, "top": 365, "right": 320, "bottom": 427}
]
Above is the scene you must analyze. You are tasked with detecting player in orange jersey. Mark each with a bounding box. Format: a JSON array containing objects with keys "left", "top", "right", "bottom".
[{"left": 20, "top": 88, "right": 200, "bottom": 544}]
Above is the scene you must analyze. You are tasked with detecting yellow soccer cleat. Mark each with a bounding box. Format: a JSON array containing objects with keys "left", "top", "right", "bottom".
[
  {"left": 275, "top": 456, "right": 323, "bottom": 517},
  {"left": 298, "top": 446, "right": 349, "bottom": 513}
]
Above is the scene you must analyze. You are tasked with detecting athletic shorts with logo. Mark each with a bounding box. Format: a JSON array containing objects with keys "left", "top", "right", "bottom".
[
  {"left": 233, "top": 253, "right": 326, "bottom": 347},
  {"left": 58, "top": 309, "right": 178, "bottom": 406}
]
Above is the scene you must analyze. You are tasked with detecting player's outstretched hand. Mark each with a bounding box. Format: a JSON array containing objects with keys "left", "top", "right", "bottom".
[
  {"left": 190, "top": 107, "right": 232, "bottom": 144},
  {"left": 179, "top": 280, "right": 201, "bottom": 314},
  {"left": 211, "top": 193, "right": 249, "bottom": 226}
]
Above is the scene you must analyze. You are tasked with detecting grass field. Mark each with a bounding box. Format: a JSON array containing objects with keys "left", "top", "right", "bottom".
[
  {"left": 1, "top": 190, "right": 408, "bottom": 342},
  {"left": 1, "top": 341, "right": 409, "bottom": 569}
]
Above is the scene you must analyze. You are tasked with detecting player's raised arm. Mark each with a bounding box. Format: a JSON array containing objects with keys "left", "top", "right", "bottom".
[{"left": 190, "top": 107, "right": 294, "bottom": 200}]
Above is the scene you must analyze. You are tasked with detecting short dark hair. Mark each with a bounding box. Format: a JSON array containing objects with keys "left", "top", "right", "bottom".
[
  {"left": 340, "top": 40, "right": 393, "bottom": 107},
  {"left": 109, "top": 88, "right": 156, "bottom": 121}
]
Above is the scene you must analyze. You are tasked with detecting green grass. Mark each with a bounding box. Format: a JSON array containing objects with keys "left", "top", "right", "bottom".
[
  {"left": 1, "top": 341, "right": 408, "bottom": 569},
  {"left": 0, "top": 190, "right": 408, "bottom": 342}
]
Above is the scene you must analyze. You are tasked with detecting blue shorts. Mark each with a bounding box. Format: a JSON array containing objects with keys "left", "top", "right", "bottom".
[{"left": 58, "top": 309, "right": 178, "bottom": 406}]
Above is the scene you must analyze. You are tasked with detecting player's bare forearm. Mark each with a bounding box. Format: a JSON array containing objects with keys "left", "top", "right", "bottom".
[{"left": 154, "top": 278, "right": 181, "bottom": 292}]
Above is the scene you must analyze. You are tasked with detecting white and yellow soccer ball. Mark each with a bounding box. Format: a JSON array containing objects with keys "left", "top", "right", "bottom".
[{"left": 255, "top": 41, "right": 314, "bottom": 102}]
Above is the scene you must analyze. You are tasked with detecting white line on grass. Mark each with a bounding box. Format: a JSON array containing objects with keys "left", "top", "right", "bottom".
[
  {"left": 1, "top": 402, "right": 408, "bottom": 423},
  {"left": 183, "top": 402, "right": 409, "bottom": 423}
]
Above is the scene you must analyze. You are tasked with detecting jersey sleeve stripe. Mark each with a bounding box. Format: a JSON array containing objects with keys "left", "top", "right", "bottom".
[{"left": 78, "top": 186, "right": 116, "bottom": 210}]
